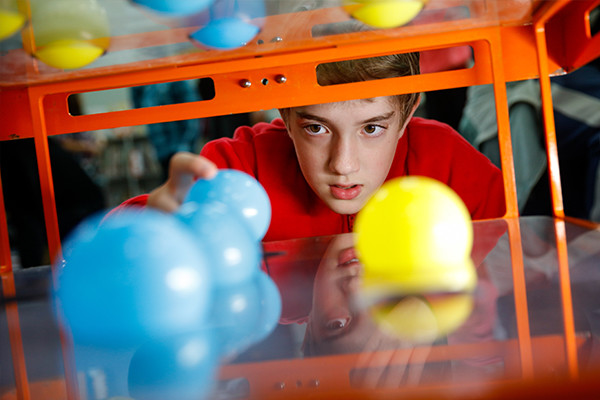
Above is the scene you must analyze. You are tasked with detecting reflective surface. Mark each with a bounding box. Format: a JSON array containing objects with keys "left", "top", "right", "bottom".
[
  {"left": 0, "top": 0, "right": 536, "bottom": 85},
  {"left": 2, "top": 216, "right": 600, "bottom": 399}
]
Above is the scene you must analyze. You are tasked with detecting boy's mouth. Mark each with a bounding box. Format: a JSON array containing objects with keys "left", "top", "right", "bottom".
[{"left": 330, "top": 184, "right": 362, "bottom": 200}]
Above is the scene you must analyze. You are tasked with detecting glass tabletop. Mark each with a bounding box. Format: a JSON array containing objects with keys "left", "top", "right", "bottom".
[
  {"left": 1, "top": 215, "right": 599, "bottom": 399},
  {"left": 0, "top": 0, "right": 537, "bottom": 86}
]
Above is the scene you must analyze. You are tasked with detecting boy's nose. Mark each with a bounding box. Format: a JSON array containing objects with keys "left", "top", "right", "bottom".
[{"left": 328, "top": 136, "right": 360, "bottom": 176}]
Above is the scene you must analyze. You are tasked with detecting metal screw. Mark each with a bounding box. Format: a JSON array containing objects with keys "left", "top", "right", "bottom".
[
  {"left": 239, "top": 79, "right": 251, "bottom": 88},
  {"left": 308, "top": 379, "right": 320, "bottom": 387},
  {"left": 270, "top": 36, "right": 283, "bottom": 43},
  {"left": 275, "top": 75, "right": 287, "bottom": 84},
  {"left": 274, "top": 382, "right": 285, "bottom": 390}
]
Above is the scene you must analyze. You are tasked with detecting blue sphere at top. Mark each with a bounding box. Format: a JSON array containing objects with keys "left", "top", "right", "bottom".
[
  {"left": 54, "top": 209, "right": 214, "bottom": 347},
  {"left": 132, "top": 0, "right": 214, "bottom": 16},
  {"left": 189, "top": 17, "right": 260, "bottom": 50},
  {"left": 184, "top": 169, "right": 271, "bottom": 240}
]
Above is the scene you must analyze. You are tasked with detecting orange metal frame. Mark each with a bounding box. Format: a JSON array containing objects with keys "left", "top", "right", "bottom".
[{"left": 1, "top": 1, "right": 600, "bottom": 399}]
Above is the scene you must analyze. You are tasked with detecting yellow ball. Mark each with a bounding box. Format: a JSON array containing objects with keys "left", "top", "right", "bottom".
[
  {"left": 34, "top": 39, "right": 105, "bottom": 70},
  {"left": 0, "top": 9, "right": 25, "bottom": 41},
  {"left": 354, "top": 176, "right": 475, "bottom": 295},
  {"left": 29, "top": 0, "right": 110, "bottom": 69},
  {"left": 370, "top": 293, "right": 474, "bottom": 343},
  {"left": 343, "top": 0, "right": 426, "bottom": 29}
]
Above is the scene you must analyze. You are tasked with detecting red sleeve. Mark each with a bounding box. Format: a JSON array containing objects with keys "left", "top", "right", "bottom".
[
  {"left": 106, "top": 194, "right": 149, "bottom": 217},
  {"left": 405, "top": 118, "right": 506, "bottom": 220}
]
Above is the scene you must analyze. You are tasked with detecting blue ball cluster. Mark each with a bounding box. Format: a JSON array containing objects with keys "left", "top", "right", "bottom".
[{"left": 53, "top": 169, "right": 280, "bottom": 399}]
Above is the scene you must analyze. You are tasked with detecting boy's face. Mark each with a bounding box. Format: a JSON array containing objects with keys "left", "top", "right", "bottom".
[{"left": 283, "top": 96, "right": 414, "bottom": 215}]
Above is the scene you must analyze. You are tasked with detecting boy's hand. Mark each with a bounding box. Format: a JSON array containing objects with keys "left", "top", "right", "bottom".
[{"left": 147, "top": 152, "right": 218, "bottom": 212}]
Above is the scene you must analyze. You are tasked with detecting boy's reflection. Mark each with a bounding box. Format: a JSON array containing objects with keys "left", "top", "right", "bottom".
[{"left": 303, "top": 233, "right": 435, "bottom": 387}]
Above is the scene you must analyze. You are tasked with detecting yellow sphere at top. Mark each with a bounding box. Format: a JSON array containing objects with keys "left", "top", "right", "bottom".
[
  {"left": 354, "top": 176, "right": 475, "bottom": 296},
  {"left": 343, "top": 0, "right": 426, "bottom": 29}
]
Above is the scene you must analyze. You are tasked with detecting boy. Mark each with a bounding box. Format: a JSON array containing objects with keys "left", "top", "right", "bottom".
[{"left": 118, "top": 51, "right": 505, "bottom": 240}]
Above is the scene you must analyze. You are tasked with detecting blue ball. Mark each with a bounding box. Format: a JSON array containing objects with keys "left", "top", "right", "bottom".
[
  {"left": 253, "top": 271, "right": 282, "bottom": 343},
  {"left": 183, "top": 169, "right": 271, "bottom": 240},
  {"left": 177, "top": 201, "right": 261, "bottom": 286},
  {"left": 132, "top": 0, "right": 214, "bottom": 16},
  {"left": 210, "top": 278, "right": 261, "bottom": 357},
  {"left": 189, "top": 17, "right": 260, "bottom": 50},
  {"left": 209, "top": 271, "right": 281, "bottom": 358},
  {"left": 128, "top": 331, "right": 219, "bottom": 400},
  {"left": 54, "top": 209, "right": 213, "bottom": 347}
]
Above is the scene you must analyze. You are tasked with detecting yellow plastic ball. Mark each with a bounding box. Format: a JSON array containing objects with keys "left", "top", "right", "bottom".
[
  {"left": 0, "top": 9, "right": 25, "bottom": 41},
  {"left": 34, "top": 39, "right": 105, "bottom": 70},
  {"left": 370, "top": 293, "right": 474, "bottom": 343},
  {"left": 354, "top": 176, "right": 475, "bottom": 295},
  {"left": 29, "top": 0, "right": 109, "bottom": 69},
  {"left": 343, "top": 0, "right": 426, "bottom": 29}
]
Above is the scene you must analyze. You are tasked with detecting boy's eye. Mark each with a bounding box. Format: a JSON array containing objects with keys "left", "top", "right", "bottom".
[
  {"left": 326, "top": 318, "right": 349, "bottom": 331},
  {"left": 305, "top": 124, "right": 326, "bottom": 135},
  {"left": 363, "top": 124, "right": 384, "bottom": 136}
]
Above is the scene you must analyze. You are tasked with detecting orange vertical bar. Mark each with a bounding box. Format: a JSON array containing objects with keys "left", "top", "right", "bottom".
[
  {"left": 27, "top": 87, "right": 79, "bottom": 400},
  {"left": 0, "top": 169, "right": 13, "bottom": 274},
  {"left": 0, "top": 169, "right": 32, "bottom": 400},
  {"left": 533, "top": 2, "right": 578, "bottom": 379},
  {"left": 27, "top": 88, "right": 62, "bottom": 282},
  {"left": 487, "top": 36, "right": 519, "bottom": 219},
  {"left": 505, "top": 218, "right": 534, "bottom": 379},
  {"left": 487, "top": 28, "right": 533, "bottom": 378},
  {"left": 553, "top": 219, "right": 578, "bottom": 379},
  {"left": 533, "top": 3, "right": 566, "bottom": 219}
]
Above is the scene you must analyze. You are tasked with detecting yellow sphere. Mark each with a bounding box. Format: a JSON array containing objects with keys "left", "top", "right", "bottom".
[
  {"left": 0, "top": 9, "right": 25, "bottom": 41},
  {"left": 370, "top": 293, "right": 474, "bottom": 343},
  {"left": 29, "top": 0, "right": 109, "bottom": 69},
  {"left": 34, "top": 39, "right": 105, "bottom": 70},
  {"left": 354, "top": 176, "right": 475, "bottom": 295},
  {"left": 343, "top": 0, "right": 426, "bottom": 29}
]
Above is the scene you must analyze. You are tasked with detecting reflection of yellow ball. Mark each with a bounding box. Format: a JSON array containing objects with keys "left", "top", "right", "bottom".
[
  {"left": 34, "top": 39, "right": 105, "bottom": 70},
  {"left": 0, "top": 9, "right": 26, "bottom": 41},
  {"left": 371, "top": 293, "right": 474, "bottom": 343},
  {"left": 355, "top": 176, "right": 475, "bottom": 295},
  {"left": 343, "top": 0, "right": 426, "bottom": 29}
]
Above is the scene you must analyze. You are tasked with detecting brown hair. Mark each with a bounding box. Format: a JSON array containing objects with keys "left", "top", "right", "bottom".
[{"left": 316, "top": 52, "right": 421, "bottom": 122}]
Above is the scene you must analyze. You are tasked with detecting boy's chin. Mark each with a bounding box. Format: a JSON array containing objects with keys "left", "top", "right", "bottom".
[{"left": 327, "top": 200, "right": 363, "bottom": 216}]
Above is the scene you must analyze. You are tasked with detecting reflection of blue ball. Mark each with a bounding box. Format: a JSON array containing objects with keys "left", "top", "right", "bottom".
[
  {"left": 132, "top": 0, "right": 214, "bottom": 16},
  {"left": 184, "top": 169, "right": 271, "bottom": 240},
  {"left": 177, "top": 201, "right": 261, "bottom": 286},
  {"left": 254, "top": 271, "right": 282, "bottom": 343},
  {"left": 210, "top": 279, "right": 261, "bottom": 357},
  {"left": 128, "top": 331, "right": 219, "bottom": 400},
  {"left": 54, "top": 209, "right": 213, "bottom": 347},
  {"left": 210, "top": 271, "right": 281, "bottom": 357},
  {"left": 189, "top": 17, "right": 260, "bottom": 50}
]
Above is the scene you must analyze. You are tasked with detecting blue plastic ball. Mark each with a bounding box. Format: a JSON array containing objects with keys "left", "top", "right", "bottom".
[
  {"left": 210, "top": 279, "right": 262, "bottom": 357},
  {"left": 253, "top": 271, "right": 282, "bottom": 343},
  {"left": 128, "top": 331, "right": 219, "bottom": 400},
  {"left": 189, "top": 17, "right": 260, "bottom": 49},
  {"left": 184, "top": 169, "right": 271, "bottom": 240},
  {"left": 54, "top": 209, "right": 213, "bottom": 347},
  {"left": 209, "top": 271, "right": 281, "bottom": 357},
  {"left": 177, "top": 201, "right": 261, "bottom": 286},
  {"left": 131, "top": 0, "right": 214, "bottom": 16}
]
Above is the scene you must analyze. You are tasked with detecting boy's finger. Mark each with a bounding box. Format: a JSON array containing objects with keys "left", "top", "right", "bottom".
[{"left": 170, "top": 152, "right": 218, "bottom": 180}]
